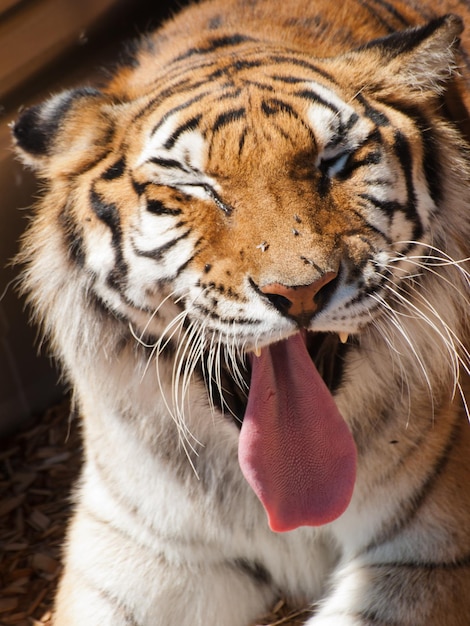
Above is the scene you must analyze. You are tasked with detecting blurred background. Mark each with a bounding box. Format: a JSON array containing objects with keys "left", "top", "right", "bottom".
[{"left": 0, "top": 0, "right": 188, "bottom": 437}]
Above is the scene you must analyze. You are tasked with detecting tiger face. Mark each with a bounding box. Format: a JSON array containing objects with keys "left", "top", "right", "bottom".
[
  {"left": 129, "top": 70, "right": 397, "bottom": 344},
  {"left": 14, "top": 18, "right": 460, "bottom": 357}
]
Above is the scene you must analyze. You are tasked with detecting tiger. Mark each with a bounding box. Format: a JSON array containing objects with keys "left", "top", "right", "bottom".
[{"left": 11, "top": 0, "right": 470, "bottom": 623}]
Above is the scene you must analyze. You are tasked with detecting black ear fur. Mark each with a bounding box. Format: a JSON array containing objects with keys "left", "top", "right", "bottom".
[
  {"left": 338, "top": 13, "right": 465, "bottom": 98},
  {"left": 356, "top": 14, "right": 463, "bottom": 59},
  {"left": 13, "top": 104, "right": 50, "bottom": 156},
  {"left": 12, "top": 87, "right": 102, "bottom": 158}
]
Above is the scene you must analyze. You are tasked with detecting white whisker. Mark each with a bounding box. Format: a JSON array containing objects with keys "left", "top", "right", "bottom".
[{"left": 369, "top": 290, "right": 436, "bottom": 421}]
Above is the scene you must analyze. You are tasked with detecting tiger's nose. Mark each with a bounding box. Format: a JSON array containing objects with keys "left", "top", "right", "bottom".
[{"left": 260, "top": 271, "right": 337, "bottom": 324}]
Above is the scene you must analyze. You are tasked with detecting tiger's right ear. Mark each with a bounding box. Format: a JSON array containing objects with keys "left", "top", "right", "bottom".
[
  {"left": 12, "top": 87, "right": 111, "bottom": 177},
  {"left": 337, "top": 14, "right": 464, "bottom": 100}
]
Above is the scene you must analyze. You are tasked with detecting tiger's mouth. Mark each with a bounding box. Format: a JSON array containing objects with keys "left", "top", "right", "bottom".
[
  {"left": 215, "top": 329, "right": 357, "bottom": 531},
  {"left": 206, "top": 331, "right": 352, "bottom": 423}
]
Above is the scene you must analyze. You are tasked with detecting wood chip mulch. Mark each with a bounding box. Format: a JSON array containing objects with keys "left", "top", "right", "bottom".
[
  {"left": 0, "top": 399, "right": 81, "bottom": 625},
  {"left": 0, "top": 399, "right": 311, "bottom": 626}
]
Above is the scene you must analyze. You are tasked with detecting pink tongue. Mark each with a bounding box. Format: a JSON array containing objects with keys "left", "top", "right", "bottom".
[{"left": 238, "top": 333, "right": 356, "bottom": 532}]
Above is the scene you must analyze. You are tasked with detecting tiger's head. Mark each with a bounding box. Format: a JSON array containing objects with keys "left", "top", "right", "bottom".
[{"left": 13, "top": 13, "right": 470, "bottom": 528}]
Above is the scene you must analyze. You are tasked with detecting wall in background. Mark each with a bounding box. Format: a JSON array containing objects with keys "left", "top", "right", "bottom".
[{"left": 0, "top": 0, "right": 187, "bottom": 436}]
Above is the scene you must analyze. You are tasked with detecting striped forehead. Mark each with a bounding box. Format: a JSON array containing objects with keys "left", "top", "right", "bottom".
[{"left": 134, "top": 79, "right": 362, "bottom": 175}]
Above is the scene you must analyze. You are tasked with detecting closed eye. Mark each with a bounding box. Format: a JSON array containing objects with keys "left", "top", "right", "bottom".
[
  {"left": 177, "top": 182, "right": 233, "bottom": 215},
  {"left": 202, "top": 184, "right": 233, "bottom": 215}
]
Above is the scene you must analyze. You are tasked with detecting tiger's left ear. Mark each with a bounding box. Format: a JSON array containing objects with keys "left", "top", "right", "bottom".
[{"left": 338, "top": 13, "right": 464, "bottom": 98}]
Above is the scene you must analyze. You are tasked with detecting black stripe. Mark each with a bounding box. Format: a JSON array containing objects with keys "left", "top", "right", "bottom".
[
  {"left": 392, "top": 130, "right": 423, "bottom": 239},
  {"left": 146, "top": 199, "right": 182, "bottom": 216},
  {"left": 84, "top": 506, "right": 150, "bottom": 553},
  {"left": 346, "top": 271, "right": 388, "bottom": 308},
  {"left": 240, "top": 79, "right": 275, "bottom": 93},
  {"left": 232, "top": 559, "right": 272, "bottom": 586},
  {"left": 90, "top": 188, "right": 128, "bottom": 289},
  {"left": 316, "top": 170, "right": 331, "bottom": 197},
  {"left": 88, "top": 291, "right": 129, "bottom": 326},
  {"left": 324, "top": 113, "right": 360, "bottom": 150},
  {"left": 354, "top": 556, "right": 470, "bottom": 625},
  {"left": 356, "top": 0, "right": 399, "bottom": 33},
  {"left": 148, "top": 91, "right": 209, "bottom": 136},
  {"left": 132, "top": 178, "right": 147, "bottom": 196},
  {"left": 295, "top": 89, "right": 339, "bottom": 113},
  {"left": 270, "top": 74, "right": 313, "bottom": 85},
  {"left": 317, "top": 129, "right": 383, "bottom": 193},
  {"left": 261, "top": 98, "right": 297, "bottom": 117},
  {"left": 420, "top": 128, "right": 443, "bottom": 206},
  {"left": 148, "top": 92, "right": 211, "bottom": 132},
  {"left": 212, "top": 108, "right": 246, "bottom": 133},
  {"left": 238, "top": 128, "right": 247, "bottom": 155},
  {"left": 133, "top": 231, "right": 190, "bottom": 261},
  {"left": 356, "top": 197, "right": 398, "bottom": 241},
  {"left": 133, "top": 55, "right": 333, "bottom": 130},
  {"left": 356, "top": 93, "right": 390, "bottom": 127},
  {"left": 58, "top": 206, "right": 86, "bottom": 267},
  {"left": 193, "top": 59, "right": 264, "bottom": 85},
  {"left": 163, "top": 114, "right": 203, "bottom": 149},
  {"left": 359, "top": 193, "right": 403, "bottom": 216},
  {"left": 386, "top": 101, "right": 443, "bottom": 205},
  {"left": 68, "top": 149, "right": 113, "bottom": 179},
  {"left": 149, "top": 156, "right": 189, "bottom": 171},
  {"left": 173, "top": 34, "right": 256, "bottom": 62},
  {"left": 366, "top": 0, "right": 412, "bottom": 28},
  {"left": 372, "top": 553, "right": 470, "bottom": 572},
  {"left": 259, "top": 96, "right": 317, "bottom": 146},
  {"left": 269, "top": 55, "right": 337, "bottom": 83},
  {"left": 176, "top": 52, "right": 334, "bottom": 86},
  {"left": 336, "top": 150, "right": 383, "bottom": 180},
  {"left": 91, "top": 189, "right": 121, "bottom": 234},
  {"left": 101, "top": 156, "right": 126, "bottom": 181},
  {"left": 218, "top": 87, "right": 244, "bottom": 101},
  {"left": 133, "top": 78, "right": 195, "bottom": 123},
  {"left": 133, "top": 51, "right": 335, "bottom": 128}
]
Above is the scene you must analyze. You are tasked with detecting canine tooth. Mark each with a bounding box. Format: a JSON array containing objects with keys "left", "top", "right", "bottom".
[
  {"left": 339, "top": 332, "right": 349, "bottom": 344},
  {"left": 254, "top": 346, "right": 261, "bottom": 357}
]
